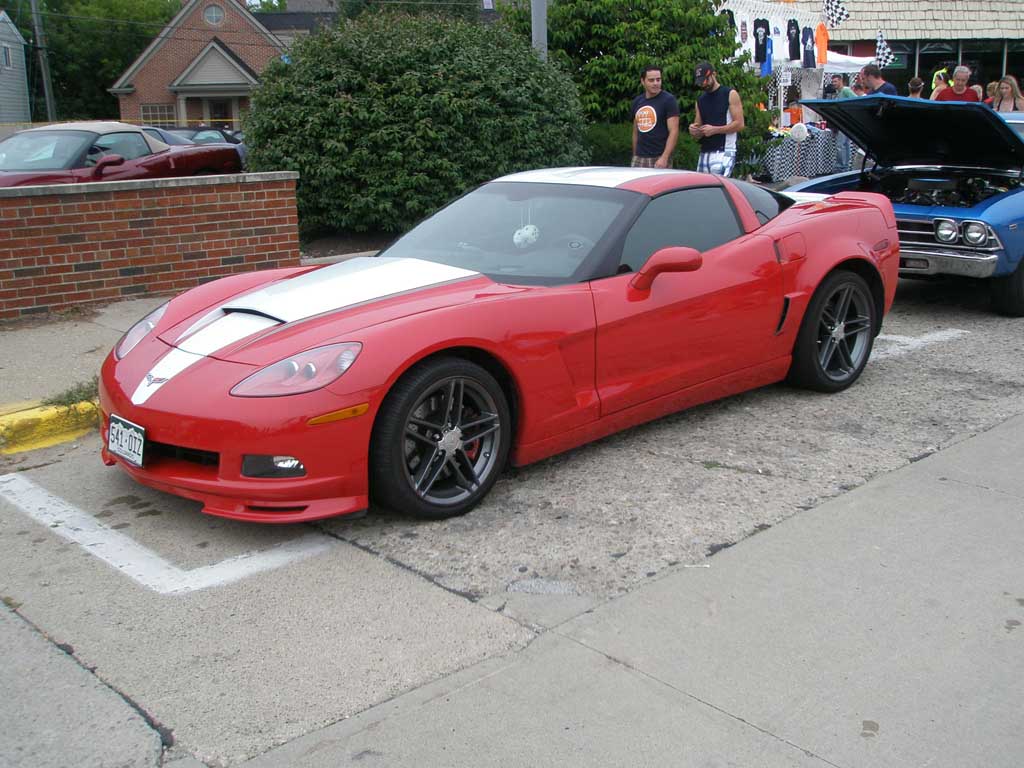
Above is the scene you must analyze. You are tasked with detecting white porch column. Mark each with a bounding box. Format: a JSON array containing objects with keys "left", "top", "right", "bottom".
[{"left": 176, "top": 95, "right": 187, "bottom": 125}]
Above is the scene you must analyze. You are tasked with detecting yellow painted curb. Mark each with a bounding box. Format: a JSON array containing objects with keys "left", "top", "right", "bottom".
[{"left": 0, "top": 400, "right": 100, "bottom": 455}]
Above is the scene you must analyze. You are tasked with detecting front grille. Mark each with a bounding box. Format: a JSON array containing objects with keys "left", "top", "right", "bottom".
[
  {"left": 896, "top": 219, "right": 935, "bottom": 246},
  {"left": 148, "top": 441, "right": 219, "bottom": 467},
  {"left": 896, "top": 219, "right": 1002, "bottom": 252}
]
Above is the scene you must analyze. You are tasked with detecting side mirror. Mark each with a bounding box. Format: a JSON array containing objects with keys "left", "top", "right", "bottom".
[
  {"left": 629, "top": 246, "right": 703, "bottom": 292},
  {"left": 94, "top": 154, "right": 126, "bottom": 177}
]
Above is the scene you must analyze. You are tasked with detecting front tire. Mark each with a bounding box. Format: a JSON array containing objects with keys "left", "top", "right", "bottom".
[
  {"left": 370, "top": 357, "right": 511, "bottom": 519},
  {"left": 991, "top": 260, "right": 1024, "bottom": 317},
  {"left": 787, "top": 270, "right": 877, "bottom": 393}
]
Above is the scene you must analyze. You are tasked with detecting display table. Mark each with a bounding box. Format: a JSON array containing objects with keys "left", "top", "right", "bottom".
[{"left": 762, "top": 128, "right": 841, "bottom": 182}]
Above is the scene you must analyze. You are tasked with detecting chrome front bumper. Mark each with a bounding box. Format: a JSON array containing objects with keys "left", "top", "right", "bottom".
[{"left": 898, "top": 248, "right": 999, "bottom": 278}]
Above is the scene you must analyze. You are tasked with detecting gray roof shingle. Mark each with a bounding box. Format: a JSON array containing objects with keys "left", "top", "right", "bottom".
[{"left": 787, "top": 0, "right": 1024, "bottom": 40}]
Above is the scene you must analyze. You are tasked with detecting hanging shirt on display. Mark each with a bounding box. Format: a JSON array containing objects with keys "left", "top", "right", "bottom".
[
  {"left": 802, "top": 27, "right": 815, "bottom": 68},
  {"left": 815, "top": 23, "right": 829, "bottom": 65},
  {"left": 787, "top": 19, "right": 801, "bottom": 60},
  {"left": 761, "top": 39, "right": 773, "bottom": 77},
  {"left": 754, "top": 18, "right": 769, "bottom": 63}
]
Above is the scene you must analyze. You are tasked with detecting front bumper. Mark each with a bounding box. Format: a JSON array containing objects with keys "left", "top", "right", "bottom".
[
  {"left": 99, "top": 350, "right": 375, "bottom": 524},
  {"left": 898, "top": 247, "right": 999, "bottom": 278}
]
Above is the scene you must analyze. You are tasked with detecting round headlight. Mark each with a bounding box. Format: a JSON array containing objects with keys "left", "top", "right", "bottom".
[
  {"left": 963, "top": 222, "right": 988, "bottom": 246},
  {"left": 935, "top": 220, "right": 958, "bottom": 243}
]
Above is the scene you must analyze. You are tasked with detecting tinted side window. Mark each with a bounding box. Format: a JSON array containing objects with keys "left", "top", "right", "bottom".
[
  {"left": 620, "top": 187, "right": 744, "bottom": 272},
  {"left": 90, "top": 132, "right": 151, "bottom": 162},
  {"left": 192, "top": 130, "right": 224, "bottom": 143},
  {"left": 730, "top": 179, "right": 795, "bottom": 225}
]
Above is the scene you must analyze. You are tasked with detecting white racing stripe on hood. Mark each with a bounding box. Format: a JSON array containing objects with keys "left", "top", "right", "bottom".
[
  {"left": 222, "top": 256, "right": 480, "bottom": 323},
  {"left": 130, "top": 257, "right": 477, "bottom": 405},
  {"left": 132, "top": 312, "right": 279, "bottom": 405}
]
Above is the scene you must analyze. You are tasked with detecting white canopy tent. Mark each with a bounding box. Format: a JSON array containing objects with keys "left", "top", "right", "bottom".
[{"left": 823, "top": 51, "right": 876, "bottom": 74}]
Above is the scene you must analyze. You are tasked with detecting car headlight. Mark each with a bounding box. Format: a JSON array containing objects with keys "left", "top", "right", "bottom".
[
  {"left": 934, "top": 220, "right": 958, "bottom": 243},
  {"left": 962, "top": 222, "right": 988, "bottom": 246},
  {"left": 230, "top": 342, "right": 362, "bottom": 397},
  {"left": 115, "top": 303, "right": 168, "bottom": 359}
]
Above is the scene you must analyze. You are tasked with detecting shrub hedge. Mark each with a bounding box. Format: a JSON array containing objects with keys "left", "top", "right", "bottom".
[{"left": 245, "top": 14, "right": 590, "bottom": 235}]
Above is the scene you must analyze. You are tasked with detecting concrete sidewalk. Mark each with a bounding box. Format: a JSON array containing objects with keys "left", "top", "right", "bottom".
[
  {"left": 2, "top": 295, "right": 1022, "bottom": 767},
  {"left": 243, "top": 415, "right": 1024, "bottom": 768}
]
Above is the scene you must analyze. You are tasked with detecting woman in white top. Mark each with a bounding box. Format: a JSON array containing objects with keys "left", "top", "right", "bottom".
[{"left": 992, "top": 75, "right": 1024, "bottom": 112}]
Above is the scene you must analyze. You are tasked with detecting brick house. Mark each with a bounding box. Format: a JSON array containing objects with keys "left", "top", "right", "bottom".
[
  {"left": 790, "top": 0, "right": 1024, "bottom": 95},
  {"left": 109, "top": 0, "right": 325, "bottom": 130}
]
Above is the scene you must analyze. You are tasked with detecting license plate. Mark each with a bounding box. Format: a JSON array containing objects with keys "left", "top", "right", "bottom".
[{"left": 108, "top": 414, "right": 146, "bottom": 467}]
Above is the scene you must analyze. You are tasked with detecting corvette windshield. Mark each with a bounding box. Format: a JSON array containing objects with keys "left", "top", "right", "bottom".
[
  {"left": 0, "top": 130, "right": 93, "bottom": 171},
  {"left": 381, "top": 182, "right": 639, "bottom": 284}
]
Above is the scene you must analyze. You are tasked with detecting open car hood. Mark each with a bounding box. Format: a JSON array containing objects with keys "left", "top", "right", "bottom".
[{"left": 801, "top": 95, "right": 1024, "bottom": 171}]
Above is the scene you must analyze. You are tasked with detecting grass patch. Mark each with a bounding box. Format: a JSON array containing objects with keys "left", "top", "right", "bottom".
[{"left": 42, "top": 375, "right": 99, "bottom": 408}]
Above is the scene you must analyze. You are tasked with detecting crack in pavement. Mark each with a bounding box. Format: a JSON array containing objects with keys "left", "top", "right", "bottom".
[
  {"left": 554, "top": 631, "right": 847, "bottom": 768},
  {"left": 4, "top": 604, "right": 176, "bottom": 752},
  {"left": 309, "top": 522, "right": 483, "bottom": 603},
  {"left": 934, "top": 475, "right": 1024, "bottom": 500}
]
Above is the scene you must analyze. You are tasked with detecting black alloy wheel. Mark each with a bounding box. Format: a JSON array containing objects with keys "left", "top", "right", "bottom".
[
  {"left": 370, "top": 357, "right": 511, "bottom": 519},
  {"left": 788, "top": 270, "right": 877, "bottom": 393}
]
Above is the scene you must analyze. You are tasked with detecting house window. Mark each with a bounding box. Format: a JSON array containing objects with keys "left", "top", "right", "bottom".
[
  {"left": 141, "top": 104, "right": 177, "bottom": 128},
  {"left": 203, "top": 4, "right": 224, "bottom": 25},
  {"left": 2, "top": 46, "right": 11, "bottom": 69}
]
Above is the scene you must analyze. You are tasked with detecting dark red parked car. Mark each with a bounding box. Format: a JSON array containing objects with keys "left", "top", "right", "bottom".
[{"left": 0, "top": 121, "right": 242, "bottom": 187}]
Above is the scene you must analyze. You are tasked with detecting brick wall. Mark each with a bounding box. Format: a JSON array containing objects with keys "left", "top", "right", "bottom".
[{"left": 0, "top": 171, "right": 300, "bottom": 320}]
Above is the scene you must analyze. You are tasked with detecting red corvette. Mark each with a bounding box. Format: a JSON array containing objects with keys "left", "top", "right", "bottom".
[
  {"left": 99, "top": 168, "right": 899, "bottom": 523},
  {"left": 0, "top": 121, "right": 241, "bottom": 187}
]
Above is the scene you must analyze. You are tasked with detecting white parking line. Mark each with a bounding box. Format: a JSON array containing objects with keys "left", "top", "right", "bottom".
[
  {"left": 0, "top": 473, "right": 335, "bottom": 595},
  {"left": 873, "top": 329, "right": 970, "bottom": 360}
]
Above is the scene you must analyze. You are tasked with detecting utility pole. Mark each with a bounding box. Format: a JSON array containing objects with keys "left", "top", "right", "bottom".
[
  {"left": 29, "top": 0, "right": 57, "bottom": 121},
  {"left": 530, "top": 0, "right": 547, "bottom": 61}
]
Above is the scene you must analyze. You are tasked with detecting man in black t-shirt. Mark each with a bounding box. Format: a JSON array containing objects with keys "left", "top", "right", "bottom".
[
  {"left": 689, "top": 61, "right": 744, "bottom": 177},
  {"left": 630, "top": 66, "right": 680, "bottom": 168}
]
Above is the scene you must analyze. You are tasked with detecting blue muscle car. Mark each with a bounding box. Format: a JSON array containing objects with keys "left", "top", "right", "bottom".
[{"left": 790, "top": 95, "right": 1024, "bottom": 315}]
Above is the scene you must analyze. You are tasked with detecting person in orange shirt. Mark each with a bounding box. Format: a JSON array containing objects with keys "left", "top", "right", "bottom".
[{"left": 630, "top": 65, "right": 680, "bottom": 168}]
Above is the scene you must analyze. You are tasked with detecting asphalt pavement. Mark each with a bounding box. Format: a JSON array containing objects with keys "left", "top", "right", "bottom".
[{"left": 1, "top": 288, "right": 1022, "bottom": 767}]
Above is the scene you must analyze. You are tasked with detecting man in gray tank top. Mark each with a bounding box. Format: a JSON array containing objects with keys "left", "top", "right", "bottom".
[{"left": 688, "top": 61, "right": 745, "bottom": 177}]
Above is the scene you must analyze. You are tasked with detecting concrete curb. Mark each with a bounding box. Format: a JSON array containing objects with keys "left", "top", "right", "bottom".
[{"left": 0, "top": 400, "right": 100, "bottom": 455}]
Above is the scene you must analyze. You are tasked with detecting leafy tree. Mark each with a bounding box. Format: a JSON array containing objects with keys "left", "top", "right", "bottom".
[
  {"left": 500, "top": 0, "right": 771, "bottom": 173},
  {"left": 245, "top": 13, "right": 589, "bottom": 235},
  {"left": 15, "top": 0, "right": 179, "bottom": 119},
  {"left": 340, "top": 0, "right": 479, "bottom": 22},
  {"left": 247, "top": 0, "right": 287, "bottom": 11}
]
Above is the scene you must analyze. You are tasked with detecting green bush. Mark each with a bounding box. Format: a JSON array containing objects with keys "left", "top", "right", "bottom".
[
  {"left": 585, "top": 123, "right": 697, "bottom": 170},
  {"left": 245, "top": 14, "right": 590, "bottom": 235}
]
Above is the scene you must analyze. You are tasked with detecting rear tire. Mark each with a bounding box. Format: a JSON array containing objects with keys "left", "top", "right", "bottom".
[
  {"left": 787, "top": 270, "right": 877, "bottom": 393},
  {"left": 991, "top": 261, "right": 1024, "bottom": 317},
  {"left": 370, "top": 357, "right": 511, "bottom": 519}
]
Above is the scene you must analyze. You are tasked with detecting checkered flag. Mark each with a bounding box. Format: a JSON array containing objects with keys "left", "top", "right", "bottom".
[
  {"left": 823, "top": 0, "right": 849, "bottom": 28},
  {"left": 875, "top": 30, "right": 895, "bottom": 68}
]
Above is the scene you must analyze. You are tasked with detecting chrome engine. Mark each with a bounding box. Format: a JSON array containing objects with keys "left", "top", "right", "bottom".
[{"left": 876, "top": 173, "right": 1019, "bottom": 207}]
